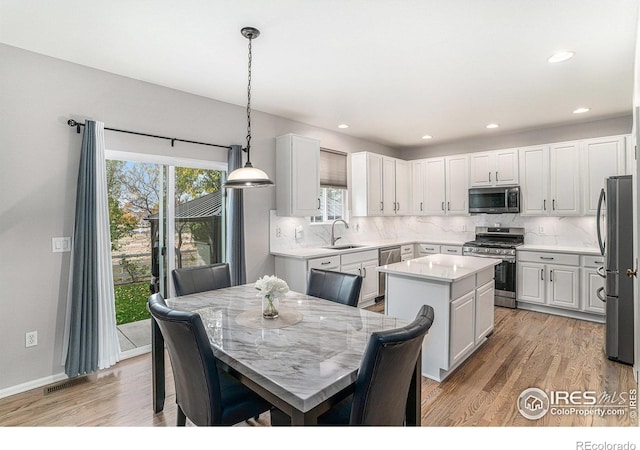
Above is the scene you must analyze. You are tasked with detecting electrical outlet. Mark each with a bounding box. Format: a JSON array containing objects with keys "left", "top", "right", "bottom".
[
  {"left": 25, "top": 331, "right": 38, "bottom": 348},
  {"left": 538, "top": 226, "right": 545, "bottom": 234},
  {"left": 275, "top": 227, "right": 282, "bottom": 238}
]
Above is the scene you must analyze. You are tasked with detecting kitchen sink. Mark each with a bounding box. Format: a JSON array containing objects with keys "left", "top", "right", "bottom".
[{"left": 323, "top": 244, "right": 367, "bottom": 250}]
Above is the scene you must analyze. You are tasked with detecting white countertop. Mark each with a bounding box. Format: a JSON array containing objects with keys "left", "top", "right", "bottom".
[
  {"left": 376, "top": 254, "right": 501, "bottom": 282},
  {"left": 271, "top": 239, "right": 466, "bottom": 260},
  {"left": 518, "top": 244, "right": 601, "bottom": 256}
]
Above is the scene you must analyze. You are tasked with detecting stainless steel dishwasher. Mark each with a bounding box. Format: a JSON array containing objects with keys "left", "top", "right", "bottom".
[{"left": 377, "top": 246, "right": 401, "bottom": 301}]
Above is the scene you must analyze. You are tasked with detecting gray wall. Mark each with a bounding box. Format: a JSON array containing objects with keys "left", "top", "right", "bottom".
[
  {"left": 0, "top": 44, "right": 397, "bottom": 392},
  {"left": 400, "top": 115, "right": 632, "bottom": 160}
]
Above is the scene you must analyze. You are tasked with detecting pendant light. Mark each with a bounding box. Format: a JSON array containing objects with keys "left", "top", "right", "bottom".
[{"left": 223, "top": 27, "right": 274, "bottom": 189}]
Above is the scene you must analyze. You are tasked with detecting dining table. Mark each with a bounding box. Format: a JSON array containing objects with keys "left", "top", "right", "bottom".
[{"left": 151, "top": 283, "right": 422, "bottom": 426}]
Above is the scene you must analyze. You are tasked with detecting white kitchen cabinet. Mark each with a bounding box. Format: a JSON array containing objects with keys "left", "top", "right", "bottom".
[
  {"left": 445, "top": 154, "right": 469, "bottom": 215},
  {"left": 475, "top": 281, "right": 495, "bottom": 344},
  {"left": 275, "top": 254, "right": 339, "bottom": 293},
  {"left": 410, "top": 157, "right": 447, "bottom": 215},
  {"left": 581, "top": 135, "right": 626, "bottom": 214},
  {"left": 351, "top": 152, "right": 409, "bottom": 217},
  {"left": 469, "top": 149, "right": 518, "bottom": 187},
  {"left": 519, "top": 143, "right": 581, "bottom": 216},
  {"left": 546, "top": 264, "right": 580, "bottom": 310},
  {"left": 517, "top": 251, "right": 580, "bottom": 311},
  {"left": 449, "top": 291, "right": 475, "bottom": 367},
  {"left": 416, "top": 243, "right": 441, "bottom": 256},
  {"left": 275, "top": 134, "right": 320, "bottom": 217},
  {"left": 341, "top": 249, "right": 379, "bottom": 307},
  {"left": 400, "top": 244, "right": 414, "bottom": 261},
  {"left": 441, "top": 245, "right": 462, "bottom": 255},
  {"left": 393, "top": 159, "right": 410, "bottom": 215},
  {"left": 580, "top": 255, "right": 606, "bottom": 315},
  {"left": 549, "top": 142, "right": 581, "bottom": 215}
]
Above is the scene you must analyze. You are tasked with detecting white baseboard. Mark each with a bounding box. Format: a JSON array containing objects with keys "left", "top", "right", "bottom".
[
  {"left": 0, "top": 372, "right": 68, "bottom": 400},
  {"left": 0, "top": 346, "right": 151, "bottom": 400}
]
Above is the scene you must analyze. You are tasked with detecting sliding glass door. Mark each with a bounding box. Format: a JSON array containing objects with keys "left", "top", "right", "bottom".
[{"left": 105, "top": 151, "right": 226, "bottom": 353}]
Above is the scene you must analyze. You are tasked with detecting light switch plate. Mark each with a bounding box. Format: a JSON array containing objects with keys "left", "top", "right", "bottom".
[{"left": 52, "top": 237, "right": 71, "bottom": 253}]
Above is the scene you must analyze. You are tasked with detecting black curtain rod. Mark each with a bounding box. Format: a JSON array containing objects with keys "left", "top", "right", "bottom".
[{"left": 67, "top": 119, "right": 232, "bottom": 150}]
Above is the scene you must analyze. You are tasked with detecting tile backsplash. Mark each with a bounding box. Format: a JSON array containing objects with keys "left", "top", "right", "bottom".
[{"left": 269, "top": 210, "right": 598, "bottom": 252}]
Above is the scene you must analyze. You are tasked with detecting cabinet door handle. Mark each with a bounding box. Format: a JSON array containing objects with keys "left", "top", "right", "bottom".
[
  {"left": 447, "top": 201, "right": 451, "bottom": 211},
  {"left": 541, "top": 268, "right": 544, "bottom": 281},
  {"left": 380, "top": 201, "right": 384, "bottom": 211},
  {"left": 358, "top": 268, "right": 362, "bottom": 276},
  {"left": 447, "top": 249, "right": 457, "bottom": 253},
  {"left": 363, "top": 267, "right": 367, "bottom": 278},
  {"left": 317, "top": 198, "right": 321, "bottom": 210},
  {"left": 543, "top": 199, "right": 546, "bottom": 211},
  {"left": 540, "top": 256, "right": 554, "bottom": 260},
  {"left": 552, "top": 199, "right": 556, "bottom": 210},
  {"left": 441, "top": 201, "right": 445, "bottom": 211},
  {"left": 321, "top": 261, "right": 331, "bottom": 265},
  {"left": 550, "top": 270, "right": 553, "bottom": 282},
  {"left": 397, "top": 202, "right": 400, "bottom": 211},
  {"left": 420, "top": 202, "right": 423, "bottom": 211},
  {"left": 496, "top": 171, "right": 499, "bottom": 181},
  {"left": 489, "top": 172, "right": 491, "bottom": 182}
]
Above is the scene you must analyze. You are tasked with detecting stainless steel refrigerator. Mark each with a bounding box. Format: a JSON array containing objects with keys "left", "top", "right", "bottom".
[{"left": 596, "top": 175, "right": 634, "bottom": 365}]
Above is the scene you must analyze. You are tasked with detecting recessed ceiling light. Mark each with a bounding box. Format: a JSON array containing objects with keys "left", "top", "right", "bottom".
[
  {"left": 548, "top": 50, "right": 575, "bottom": 63},
  {"left": 338, "top": 124, "right": 349, "bottom": 129},
  {"left": 486, "top": 123, "right": 499, "bottom": 129},
  {"left": 421, "top": 135, "right": 432, "bottom": 140},
  {"left": 573, "top": 107, "right": 590, "bottom": 114}
]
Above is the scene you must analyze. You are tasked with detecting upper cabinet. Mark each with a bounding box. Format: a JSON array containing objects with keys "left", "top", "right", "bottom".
[
  {"left": 519, "top": 143, "right": 581, "bottom": 216},
  {"left": 275, "top": 134, "right": 320, "bottom": 217},
  {"left": 411, "top": 157, "right": 447, "bottom": 215},
  {"left": 351, "top": 152, "right": 410, "bottom": 216},
  {"left": 581, "top": 135, "right": 626, "bottom": 215},
  {"left": 445, "top": 155, "right": 469, "bottom": 215},
  {"left": 469, "top": 149, "right": 518, "bottom": 187}
]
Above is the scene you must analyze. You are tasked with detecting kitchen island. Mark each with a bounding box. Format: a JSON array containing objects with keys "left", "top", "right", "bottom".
[{"left": 377, "top": 254, "right": 501, "bottom": 382}]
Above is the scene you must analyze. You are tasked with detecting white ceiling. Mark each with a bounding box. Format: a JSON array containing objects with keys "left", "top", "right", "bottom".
[{"left": 1, "top": 0, "right": 638, "bottom": 148}]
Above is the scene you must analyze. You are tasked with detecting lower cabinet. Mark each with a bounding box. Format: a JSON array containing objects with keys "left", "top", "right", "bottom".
[
  {"left": 449, "top": 291, "right": 475, "bottom": 367},
  {"left": 340, "top": 249, "right": 379, "bottom": 307},
  {"left": 516, "top": 250, "right": 604, "bottom": 320},
  {"left": 449, "top": 280, "right": 495, "bottom": 367}
]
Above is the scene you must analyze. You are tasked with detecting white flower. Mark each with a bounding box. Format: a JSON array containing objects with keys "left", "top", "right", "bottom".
[{"left": 255, "top": 275, "right": 289, "bottom": 298}]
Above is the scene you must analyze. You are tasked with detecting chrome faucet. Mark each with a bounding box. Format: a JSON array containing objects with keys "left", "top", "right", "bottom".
[{"left": 330, "top": 219, "right": 349, "bottom": 246}]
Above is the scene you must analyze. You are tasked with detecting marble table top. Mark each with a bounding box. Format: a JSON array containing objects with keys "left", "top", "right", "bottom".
[
  {"left": 377, "top": 254, "right": 501, "bottom": 282},
  {"left": 167, "top": 284, "right": 407, "bottom": 413}
]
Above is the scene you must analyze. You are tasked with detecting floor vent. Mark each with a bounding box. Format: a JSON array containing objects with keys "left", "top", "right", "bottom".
[{"left": 44, "top": 376, "right": 89, "bottom": 395}]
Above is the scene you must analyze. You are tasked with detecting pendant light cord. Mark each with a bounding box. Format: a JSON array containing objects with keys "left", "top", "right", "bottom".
[{"left": 245, "top": 33, "right": 253, "bottom": 167}]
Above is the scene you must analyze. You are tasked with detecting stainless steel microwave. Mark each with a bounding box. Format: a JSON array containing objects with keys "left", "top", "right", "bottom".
[{"left": 468, "top": 186, "right": 520, "bottom": 214}]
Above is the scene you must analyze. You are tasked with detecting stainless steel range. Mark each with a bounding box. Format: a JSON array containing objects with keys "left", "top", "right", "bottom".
[{"left": 462, "top": 227, "right": 525, "bottom": 308}]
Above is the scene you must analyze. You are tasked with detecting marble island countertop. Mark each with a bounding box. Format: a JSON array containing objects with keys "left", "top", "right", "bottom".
[{"left": 377, "top": 254, "right": 501, "bottom": 283}]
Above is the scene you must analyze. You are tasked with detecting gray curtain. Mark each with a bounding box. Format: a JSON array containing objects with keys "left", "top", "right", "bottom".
[
  {"left": 65, "top": 121, "right": 100, "bottom": 377},
  {"left": 226, "top": 145, "right": 247, "bottom": 285}
]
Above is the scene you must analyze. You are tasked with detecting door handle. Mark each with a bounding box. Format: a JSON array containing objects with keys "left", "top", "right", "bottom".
[
  {"left": 441, "top": 201, "right": 445, "bottom": 211},
  {"left": 596, "top": 286, "right": 606, "bottom": 302},
  {"left": 543, "top": 199, "right": 546, "bottom": 211},
  {"left": 318, "top": 198, "right": 321, "bottom": 210},
  {"left": 496, "top": 171, "right": 499, "bottom": 181},
  {"left": 447, "top": 201, "right": 451, "bottom": 211},
  {"left": 541, "top": 268, "right": 544, "bottom": 281},
  {"left": 550, "top": 270, "right": 553, "bottom": 282},
  {"left": 380, "top": 201, "right": 384, "bottom": 211},
  {"left": 420, "top": 202, "right": 423, "bottom": 211},
  {"left": 363, "top": 267, "right": 367, "bottom": 278},
  {"left": 489, "top": 172, "right": 491, "bottom": 182},
  {"left": 596, "top": 266, "right": 606, "bottom": 278},
  {"left": 627, "top": 268, "right": 638, "bottom": 278},
  {"left": 552, "top": 199, "right": 556, "bottom": 210}
]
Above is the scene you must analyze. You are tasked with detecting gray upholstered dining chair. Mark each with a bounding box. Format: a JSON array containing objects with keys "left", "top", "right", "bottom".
[
  {"left": 148, "top": 293, "right": 272, "bottom": 426},
  {"left": 306, "top": 268, "right": 363, "bottom": 307},
  {"left": 271, "top": 304, "right": 435, "bottom": 426},
  {"left": 172, "top": 262, "right": 231, "bottom": 296}
]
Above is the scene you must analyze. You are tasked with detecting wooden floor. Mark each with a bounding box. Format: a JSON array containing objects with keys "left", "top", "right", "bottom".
[{"left": 0, "top": 305, "right": 636, "bottom": 427}]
